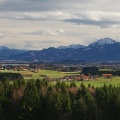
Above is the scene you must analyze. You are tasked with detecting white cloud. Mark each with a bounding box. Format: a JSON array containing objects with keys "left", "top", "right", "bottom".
[
  {"left": 57, "top": 29, "right": 65, "bottom": 34},
  {"left": 28, "top": 30, "right": 58, "bottom": 36},
  {"left": 0, "top": 33, "right": 5, "bottom": 38},
  {"left": 0, "top": 0, "right": 120, "bottom": 49},
  {"left": 39, "top": 40, "right": 62, "bottom": 44},
  {"left": 22, "top": 29, "right": 65, "bottom": 36},
  {"left": 22, "top": 40, "right": 62, "bottom": 50},
  {"left": 0, "top": 11, "right": 73, "bottom": 21}
]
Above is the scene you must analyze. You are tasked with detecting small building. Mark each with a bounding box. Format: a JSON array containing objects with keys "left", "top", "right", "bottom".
[
  {"left": 82, "top": 75, "right": 89, "bottom": 80},
  {"left": 102, "top": 74, "right": 113, "bottom": 78},
  {"left": 80, "top": 74, "right": 90, "bottom": 80}
]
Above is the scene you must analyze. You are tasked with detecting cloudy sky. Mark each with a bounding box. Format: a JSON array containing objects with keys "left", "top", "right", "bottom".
[{"left": 0, "top": 0, "right": 120, "bottom": 50}]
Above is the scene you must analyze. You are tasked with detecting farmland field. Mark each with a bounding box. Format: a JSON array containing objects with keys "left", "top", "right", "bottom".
[
  {"left": 0, "top": 69, "right": 120, "bottom": 87},
  {"left": 0, "top": 69, "right": 80, "bottom": 80},
  {"left": 51, "top": 77, "right": 120, "bottom": 87},
  {"left": 99, "top": 68, "right": 114, "bottom": 71}
]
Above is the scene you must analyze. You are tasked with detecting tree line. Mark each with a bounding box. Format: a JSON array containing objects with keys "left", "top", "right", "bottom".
[
  {"left": 0, "top": 73, "right": 24, "bottom": 81},
  {"left": 82, "top": 67, "right": 120, "bottom": 76},
  {"left": 0, "top": 78, "right": 120, "bottom": 120}
]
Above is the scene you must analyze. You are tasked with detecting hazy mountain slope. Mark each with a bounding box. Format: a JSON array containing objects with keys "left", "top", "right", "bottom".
[
  {"left": 1, "top": 38, "right": 120, "bottom": 62},
  {"left": 0, "top": 46, "right": 26, "bottom": 60}
]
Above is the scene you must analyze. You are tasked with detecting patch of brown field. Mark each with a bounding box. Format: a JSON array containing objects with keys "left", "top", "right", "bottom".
[{"left": 20, "top": 71, "right": 33, "bottom": 75}]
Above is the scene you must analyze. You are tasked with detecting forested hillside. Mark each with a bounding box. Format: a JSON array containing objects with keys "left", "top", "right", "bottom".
[{"left": 0, "top": 79, "right": 120, "bottom": 120}]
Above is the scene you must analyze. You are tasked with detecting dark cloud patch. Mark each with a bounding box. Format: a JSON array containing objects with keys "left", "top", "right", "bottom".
[
  {"left": 0, "top": 0, "right": 54, "bottom": 11},
  {"left": 0, "top": 0, "right": 120, "bottom": 29},
  {"left": 0, "top": 0, "right": 91, "bottom": 11},
  {"left": 65, "top": 19, "right": 119, "bottom": 28}
]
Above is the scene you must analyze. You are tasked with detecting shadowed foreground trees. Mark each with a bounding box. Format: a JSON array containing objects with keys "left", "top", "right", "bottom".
[{"left": 0, "top": 79, "right": 120, "bottom": 120}]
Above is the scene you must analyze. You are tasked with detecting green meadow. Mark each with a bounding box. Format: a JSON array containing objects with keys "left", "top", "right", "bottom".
[
  {"left": 52, "top": 77, "right": 120, "bottom": 87},
  {"left": 0, "top": 69, "right": 120, "bottom": 87},
  {"left": 0, "top": 69, "right": 80, "bottom": 80}
]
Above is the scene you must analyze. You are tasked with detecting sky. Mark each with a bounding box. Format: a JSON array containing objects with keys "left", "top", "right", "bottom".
[{"left": 0, "top": 0, "right": 120, "bottom": 50}]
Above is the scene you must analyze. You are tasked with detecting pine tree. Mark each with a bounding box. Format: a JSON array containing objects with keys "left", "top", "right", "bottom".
[{"left": 72, "top": 98, "right": 87, "bottom": 120}]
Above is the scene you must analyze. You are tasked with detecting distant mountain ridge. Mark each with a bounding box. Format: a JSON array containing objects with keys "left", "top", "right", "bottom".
[
  {"left": 0, "top": 38, "right": 120, "bottom": 62},
  {"left": 58, "top": 44, "right": 85, "bottom": 49},
  {"left": 0, "top": 46, "right": 26, "bottom": 60}
]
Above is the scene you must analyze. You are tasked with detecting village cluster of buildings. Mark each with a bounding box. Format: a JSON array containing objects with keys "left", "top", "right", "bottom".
[
  {"left": 0, "top": 64, "right": 114, "bottom": 82},
  {"left": 61, "top": 74, "right": 94, "bottom": 81},
  {"left": 60, "top": 74, "right": 113, "bottom": 81},
  {"left": 0, "top": 64, "right": 39, "bottom": 73}
]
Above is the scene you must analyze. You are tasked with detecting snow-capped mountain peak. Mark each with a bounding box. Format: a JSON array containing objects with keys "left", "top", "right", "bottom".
[{"left": 89, "top": 38, "right": 117, "bottom": 47}]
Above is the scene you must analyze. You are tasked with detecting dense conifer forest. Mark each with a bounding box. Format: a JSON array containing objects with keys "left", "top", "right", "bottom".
[{"left": 0, "top": 77, "right": 120, "bottom": 120}]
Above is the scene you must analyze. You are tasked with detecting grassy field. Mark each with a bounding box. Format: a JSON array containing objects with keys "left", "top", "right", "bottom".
[
  {"left": 0, "top": 69, "right": 80, "bottom": 80},
  {"left": 99, "top": 69, "right": 114, "bottom": 71},
  {"left": 0, "top": 69, "right": 120, "bottom": 87},
  {"left": 51, "top": 77, "right": 120, "bottom": 87}
]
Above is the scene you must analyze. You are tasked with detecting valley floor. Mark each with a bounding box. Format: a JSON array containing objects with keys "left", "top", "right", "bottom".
[{"left": 0, "top": 69, "right": 120, "bottom": 87}]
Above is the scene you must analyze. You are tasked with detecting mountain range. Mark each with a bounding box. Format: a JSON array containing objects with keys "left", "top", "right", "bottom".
[{"left": 0, "top": 38, "right": 120, "bottom": 63}]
